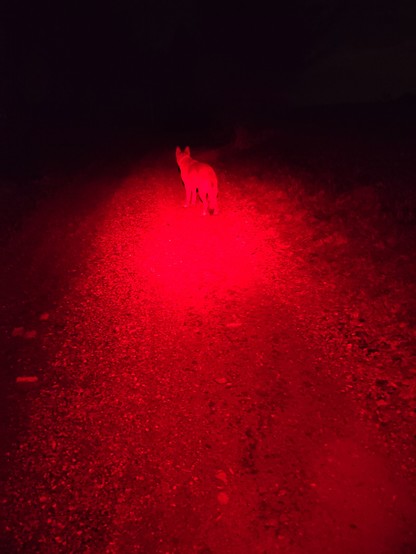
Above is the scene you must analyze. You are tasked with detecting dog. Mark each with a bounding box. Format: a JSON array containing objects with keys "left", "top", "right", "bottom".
[{"left": 176, "top": 146, "right": 219, "bottom": 215}]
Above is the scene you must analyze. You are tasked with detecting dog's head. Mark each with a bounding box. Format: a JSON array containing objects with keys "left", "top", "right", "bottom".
[{"left": 175, "top": 146, "right": 190, "bottom": 167}]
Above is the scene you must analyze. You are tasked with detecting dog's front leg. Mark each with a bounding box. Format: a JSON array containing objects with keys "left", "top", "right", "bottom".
[
  {"left": 191, "top": 188, "right": 197, "bottom": 206},
  {"left": 184, "top": 184, "right": 192, "bottom": 208},
  {"left": 200, "top": 193, "right": 209, "bottom": 216}
]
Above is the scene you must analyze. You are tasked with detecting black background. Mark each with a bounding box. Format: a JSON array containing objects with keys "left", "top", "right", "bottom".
[{"left": 1, "top": 0, "right": 416, "bottom": 168}]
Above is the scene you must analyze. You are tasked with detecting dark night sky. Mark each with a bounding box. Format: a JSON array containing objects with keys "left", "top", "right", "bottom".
[{"left": 1, "top": 0, "right": 416, "bottom": 128}]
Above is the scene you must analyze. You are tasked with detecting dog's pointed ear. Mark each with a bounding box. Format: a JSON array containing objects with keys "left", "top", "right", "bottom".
[
  {"left": 175, "top": 146, "right": 181, "bottom": 155},
  {"left": 185, "top": 146, "right": 190, "bottom": 155}
]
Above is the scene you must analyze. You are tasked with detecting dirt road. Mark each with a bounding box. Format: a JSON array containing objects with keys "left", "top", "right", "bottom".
[{"left": 1, "top": 148, "right": 416, "bottom": 553}]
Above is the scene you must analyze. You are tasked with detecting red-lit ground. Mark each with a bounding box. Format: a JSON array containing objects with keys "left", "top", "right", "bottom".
[{"left": 1, "top": 140, "right": 416, "bottom": 553}]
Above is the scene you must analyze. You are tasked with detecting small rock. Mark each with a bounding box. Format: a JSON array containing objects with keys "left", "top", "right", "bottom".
[
  {"left": 39, "top": 313, "right": 49, "bottom": 321},
  {"left": 376, "top": 399, "right": 389, "bottom": 407},
  {"left": 215, "top": 470, "right": 228, "bottom": 484},
  {"left": 226, "top": 321, "right": 242, "bottom": 328},
  {"left": 265, "top": 519, "right": 278, "bottom": 528},
  {"left": 217, "top": 492, "right": 229, "bottom": 505},
  {"left": 12, "top": 327, "right": 25, "bottom": 337},
  {"left": 24, "top": 330, "right": 37, "bottom": 339},
  {"left": 16, "top": 376, "right": 38, "bottom": 384},
  {"left": 215, "top": 377, "right": 227, "bottom": 385}
]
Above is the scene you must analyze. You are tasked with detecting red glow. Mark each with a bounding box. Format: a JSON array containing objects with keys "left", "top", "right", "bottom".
[
  {"left": 117, "top": 153, "right": 287, "bottom": 313},
  {"left": 134, "top": 202, "right": 269, "bottom": 308}
]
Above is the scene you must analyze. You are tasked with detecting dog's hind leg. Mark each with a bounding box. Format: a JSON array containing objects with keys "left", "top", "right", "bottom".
[
  {"left": 210, "top": 194, "right": 219, "bottom": 215},
  {"left": 184, "top": 184, "right": 192, "bottom": 208},
  {"left": 200, "top": 193, "right": 209, "bottom": 216}
]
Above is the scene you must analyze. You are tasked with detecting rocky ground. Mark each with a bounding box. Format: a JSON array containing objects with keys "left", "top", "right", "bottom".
[{"left": 1, "top": 124, "right": 416, "bottom": 553}]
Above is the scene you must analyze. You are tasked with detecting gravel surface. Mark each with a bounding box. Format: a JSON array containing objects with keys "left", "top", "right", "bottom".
[{"left": 1, "top": 145, "right": 416, "bottom": 553}]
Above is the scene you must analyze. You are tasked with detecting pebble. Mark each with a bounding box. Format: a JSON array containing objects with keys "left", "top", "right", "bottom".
[{"left": 217, "top": 492, "right": 229, "bottom": 505}]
